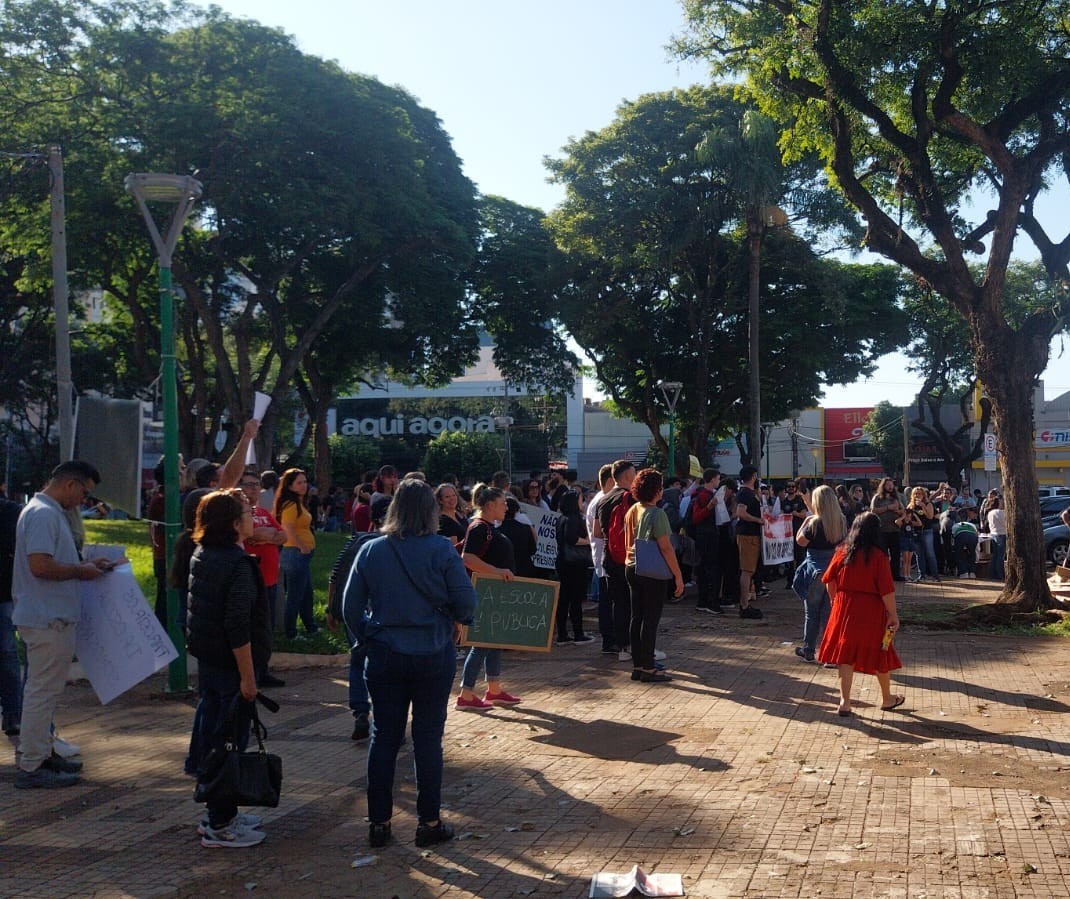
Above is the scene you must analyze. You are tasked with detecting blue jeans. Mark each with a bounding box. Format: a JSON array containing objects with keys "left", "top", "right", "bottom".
[
  {"left": 0, "top": 603, "right": 23, "bottom": 731},
  {"left": 460, "top": 647, "right": 502, "bottom": 690},
  {"left": 349, "top": 647, "right": 370, "bottom": 715},
  {"left": 918, "top": 529, "right": 939, "bottom": 578},
  {"left": 364, "top": 640, "right": 455, "bottom": 825},
  {"left": 190, "top": 662, "right": 252, "bottom": 828},
  {"left": 280, "top": 548, "right": 317, "bottom": 638},
  {"left": 989, "top": 535, "right": 1006, "bottom": 580}
]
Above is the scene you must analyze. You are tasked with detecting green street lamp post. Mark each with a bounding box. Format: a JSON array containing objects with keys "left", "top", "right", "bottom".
[
  {"left": 657, "top": 380, "right": 683, "bottom": 477},
  {"left": 124, "top": 173, "right": 203, "bottom": 692}
]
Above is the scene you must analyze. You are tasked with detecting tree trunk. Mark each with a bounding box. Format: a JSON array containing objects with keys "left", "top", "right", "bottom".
[
  {"left": 747, "top": 214, "right": 763, "bottom": 474},
  {"left": 980, "top": 328, "right": 1052, "bottom": 610}
]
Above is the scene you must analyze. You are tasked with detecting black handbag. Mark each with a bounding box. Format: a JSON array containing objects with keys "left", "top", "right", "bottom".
[
  {"left": 556, "top": 516, "right": 592, "bottom": 570},
  {"left": 195, "top": 695, "right": 282, "bottom": 808}
]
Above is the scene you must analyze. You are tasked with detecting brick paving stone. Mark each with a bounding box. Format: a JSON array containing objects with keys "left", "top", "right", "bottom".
[{"left": 4, "top": 578, "right": 1070, "bottom": 896}]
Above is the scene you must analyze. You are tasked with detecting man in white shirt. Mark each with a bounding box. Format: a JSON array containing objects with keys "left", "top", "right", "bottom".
[{"left": 586, "top": 464, "right": 614, "bottom": 653}]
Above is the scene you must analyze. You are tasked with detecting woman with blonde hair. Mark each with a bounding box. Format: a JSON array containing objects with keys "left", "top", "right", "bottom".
[{"left": 792, "top": 485, "right": 847, "bottom": 662}]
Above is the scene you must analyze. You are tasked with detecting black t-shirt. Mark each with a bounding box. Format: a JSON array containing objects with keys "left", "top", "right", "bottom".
[
  {"left": 781, "top": 496, "right": 806, "bottom": 532},
  {"left": 438, "top": 514, "right": 468, "bottom": 545},
  {"left": 500, "top": 518, "right": 536, "bottom": 577},
  {"left": 800, "top": 518, "right": 839, "bottom": 551},
  {"left": 463, "top": 518, "right": 516, "bottom": 573},
  {"left": 736, "top": 486, "right": 762, "bottom": 537}
]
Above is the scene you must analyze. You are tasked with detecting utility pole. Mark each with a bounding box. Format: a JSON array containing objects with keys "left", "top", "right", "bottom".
[
  {"left": 50, "top": 147, "right": 73, "bottom": 462},
  {"left": 902, "top": 412, "right": 911, "bottom": 487},
  {"left": 791, "top": 414, "right": 800, "bottom": 479}
]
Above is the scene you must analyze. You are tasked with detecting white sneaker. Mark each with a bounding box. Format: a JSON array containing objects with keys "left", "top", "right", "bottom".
[
  {"left": 52, "top": 736, "right": 80, "bottom": 758},
  {"left": 198, "top": 811, "right": 263, "bottom": 836},
  {"left": 958, "top": 573, "right": 970, "bottom": 579},
  {"left": 201, "top": 817, "right": 267, "bottom": 848},
  {"left": 653, "top": 649, "right": 667, "bottom": 661},
  {"left": 618, "top": 649, "right": 631, "bottom": 662}
]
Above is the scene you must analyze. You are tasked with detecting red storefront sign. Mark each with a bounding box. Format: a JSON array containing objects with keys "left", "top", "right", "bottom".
[{"left": 824, "top": 408, "right": 883, "bottom": 477}]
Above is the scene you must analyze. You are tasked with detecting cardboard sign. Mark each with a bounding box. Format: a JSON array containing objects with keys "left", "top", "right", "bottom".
[
  {"left": 76, "top": 562, "right": 178, "bottom": 704},
  {"left": 460, "top": 574, "right": 560, "bottom": 652}
]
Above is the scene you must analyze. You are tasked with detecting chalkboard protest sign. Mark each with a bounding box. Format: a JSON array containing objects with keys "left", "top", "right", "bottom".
[{"left": 461, "top": 574, "right": 560, "bottom": 652}]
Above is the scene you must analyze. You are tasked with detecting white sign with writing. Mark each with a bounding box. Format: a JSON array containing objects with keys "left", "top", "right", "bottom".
[
  {"left": 762, "top": 513, "right": 795, "bottom": 566},
  {"left": 521, "top": 502, "right": 560, "bottom": 570},
  {"left": 77, "top": 563, "right": 178, "bottom": 705}
]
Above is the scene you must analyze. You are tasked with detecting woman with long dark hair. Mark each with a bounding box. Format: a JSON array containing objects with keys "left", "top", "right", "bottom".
[
  {"left": 818, "top": 512, "right": 904, "bottom": 717},
  {"left": 343, "top": 478, "right": 477, "bottom": 849},
  {"left": 274, "top": 469, "right": 317, "bottom": 639},
  {"left": 186, "top": 489, "right": 272, "bottom": 848},
  {"left": 554, "top": 491, "right": 594, "bottom": 644}
]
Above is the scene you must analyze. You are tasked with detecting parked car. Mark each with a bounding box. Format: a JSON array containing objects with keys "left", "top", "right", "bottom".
[
  {"left": 1040, "top": 496, "right": 1070, "bottom": 525},
  {"left": 1039, "top": 486, "right": 1070, "bottom": 498},
  {"left": 1044, "top": 521, "right": 1070, "bottom": 567}
]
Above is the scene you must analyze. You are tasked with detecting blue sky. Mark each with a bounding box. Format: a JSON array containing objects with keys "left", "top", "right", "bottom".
[{"left": 194, "top": 0, "right": 1070, "bottom": 408}]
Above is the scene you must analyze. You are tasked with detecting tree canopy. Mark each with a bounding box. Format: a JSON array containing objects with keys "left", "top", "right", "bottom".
[
  {"left": 546, "top": 85, "right": 904, "bottom": 466},
  {"left": 677, "top": 0, "right": 1070, "bottom": 609}
]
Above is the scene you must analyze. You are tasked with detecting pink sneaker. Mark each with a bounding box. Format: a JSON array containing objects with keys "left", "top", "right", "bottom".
[
  {"left": 456, "top": 695, "right": 494, "bottom": 711},
  {"left": 484, "top": 690, "right": 522, "bottom": 705}
]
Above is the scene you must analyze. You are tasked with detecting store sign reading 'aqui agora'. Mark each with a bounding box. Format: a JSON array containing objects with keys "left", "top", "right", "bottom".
[{"left": 338, "top": 413, "right": 496, "bottom": 438}]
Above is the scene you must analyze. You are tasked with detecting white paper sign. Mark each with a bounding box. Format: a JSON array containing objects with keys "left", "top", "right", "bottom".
[
  {"left": 76, "top": 563, "right": 178, "bottom": 704},
  {"left": 246, "top": 392, "right": 272, "bottom": 465},
  {"left": 762, "top": 513, "right": 795, "bottom": 566},
  {"left": 521, "top": 502, "right": 560, "bottom": 570}
]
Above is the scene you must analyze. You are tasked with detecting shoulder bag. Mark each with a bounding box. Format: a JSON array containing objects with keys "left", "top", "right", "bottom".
[
  {"left": 634, "top": 507, "right": 673, "bottom": 581},
  {"left": 195, "top": 693, "right": 282, "bottom": 808}
]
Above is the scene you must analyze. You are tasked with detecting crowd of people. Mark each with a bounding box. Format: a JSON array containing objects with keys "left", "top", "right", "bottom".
[{"left": 1, "top": 436, "right": 1012, "bottom": 851}]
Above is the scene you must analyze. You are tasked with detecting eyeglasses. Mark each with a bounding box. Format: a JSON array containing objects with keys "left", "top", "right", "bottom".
[{"left": 240, "top": 481, "right": 260, "bottom": 489}]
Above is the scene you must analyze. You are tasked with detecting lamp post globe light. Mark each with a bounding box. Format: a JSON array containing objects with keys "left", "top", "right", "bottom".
[
  {"left": 657, "top": 380, "right": 684, "bottom": 477},
  {"left": 124, "top": 173, "right": 203, "bottom": 692}
]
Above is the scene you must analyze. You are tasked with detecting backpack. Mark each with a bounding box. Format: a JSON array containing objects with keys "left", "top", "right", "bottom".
[
  {"left": 681, "top": 499, "right": 697, "bottom": 539},
  {"left": 606, "top": 492, "right": 635, "bottom": 566}
]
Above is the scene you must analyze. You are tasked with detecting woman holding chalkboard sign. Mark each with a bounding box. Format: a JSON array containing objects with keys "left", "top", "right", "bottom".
[{"left": 458, "top": 487, "right": 523, "bottom": 710}]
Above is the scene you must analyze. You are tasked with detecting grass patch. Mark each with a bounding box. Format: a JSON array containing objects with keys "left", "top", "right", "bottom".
[{"left": 83, "top": 520, "right": 350, "bottom": 655}]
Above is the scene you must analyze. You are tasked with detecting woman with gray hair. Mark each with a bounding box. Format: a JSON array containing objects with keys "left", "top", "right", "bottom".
[{"left": 343, "top": 478, "right": 478, "bottom": 850}]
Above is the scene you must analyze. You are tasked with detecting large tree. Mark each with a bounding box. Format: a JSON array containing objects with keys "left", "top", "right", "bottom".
[
  {"left": 678, "top": 0, "right": 1070, "bottom": 610},
  {"left": 546, "top": 86, "right": 903, "bottom": 467}
]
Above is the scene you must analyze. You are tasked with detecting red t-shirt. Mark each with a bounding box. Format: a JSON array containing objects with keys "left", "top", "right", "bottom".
[{"left": 246, "top": 505, "right": 283, "bottom": 587}]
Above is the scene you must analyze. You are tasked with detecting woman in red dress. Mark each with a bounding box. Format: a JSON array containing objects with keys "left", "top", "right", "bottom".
[{"left": 819, "top": 512, "right": 904, "bottom": 717}]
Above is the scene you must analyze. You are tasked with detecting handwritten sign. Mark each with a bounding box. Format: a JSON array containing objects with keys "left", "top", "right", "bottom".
[
  {"left": 76, "top": 561, "right": 178, "bottom": 704},
  {"left": 461, "top": 574, "right": 560, "bottom": 652},
  {"left": 521, "top": 503, "right": 560, "bottom": 570},
  {"left": 762, "top": 513, "right": 794, "bottom": 566}
]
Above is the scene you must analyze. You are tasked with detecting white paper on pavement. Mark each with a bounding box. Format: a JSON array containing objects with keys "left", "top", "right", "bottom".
[
  {"left": 589, "top": 865, "right": 685, "bottom": 898},
  {"left": 246, "top": 392, "right": 272, "bottom": 465},
  {"left": 76, "top": 562, "right": 178, "bottom": 705}
]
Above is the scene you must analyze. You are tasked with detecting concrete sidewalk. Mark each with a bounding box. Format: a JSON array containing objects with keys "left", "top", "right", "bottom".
[{"left": 3, "top": 577, "right": 1070, "bottom": 898}]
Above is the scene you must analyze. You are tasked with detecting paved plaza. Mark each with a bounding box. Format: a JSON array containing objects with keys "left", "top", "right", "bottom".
[{"left": 3, "top": 578, "right": 1070, "bottom": 898}]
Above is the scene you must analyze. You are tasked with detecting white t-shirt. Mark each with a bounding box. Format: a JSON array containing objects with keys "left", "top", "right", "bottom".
[
  {"left": 987, "top": 508, "right": 1006, "bottom": 536},
  {"left": 586, "top": 488, "right": 606, "bottom": 577}
]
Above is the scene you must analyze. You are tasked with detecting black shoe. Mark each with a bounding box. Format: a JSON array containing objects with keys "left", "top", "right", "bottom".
[
  {"left": 638, "top": 671, "right": 672, "bottom": 683},
  {"left": 601, "top": 644, "right": 620, "bottom": 654},
  {"left": 697, "top": 604, "right": 724, "bottom": 615},
  {"left": 369, "top": 822, "right": 391, "bottom": 848},
  {"left": 415, "top": 820, "right": 455, "bottom": 847},
  {"left": 739, "top": 605, "right": 764, "bottom": 619},
  {"left": 3, "top": 722, "right": 19, "bottom": 737},
  {"left": 573, "top": 634, "right": 596, "bottom": 644},
  {"left": 631, "top": 669, "right": 642, "bottom": 681},
  {"left": 794, "top": 646, "right": 815, "bottom": 662},
  {"left": 258, "top": 672, "right": 286, "bottom": 688},
  {"left": 41, "top": 752, "right": 83, "bottom": 774},
  {"left": 555, "top": 636, "right": 573, "bottom": 645},
  {"left": 352, "top": 713, "right": 370, "bottom": 741}
]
